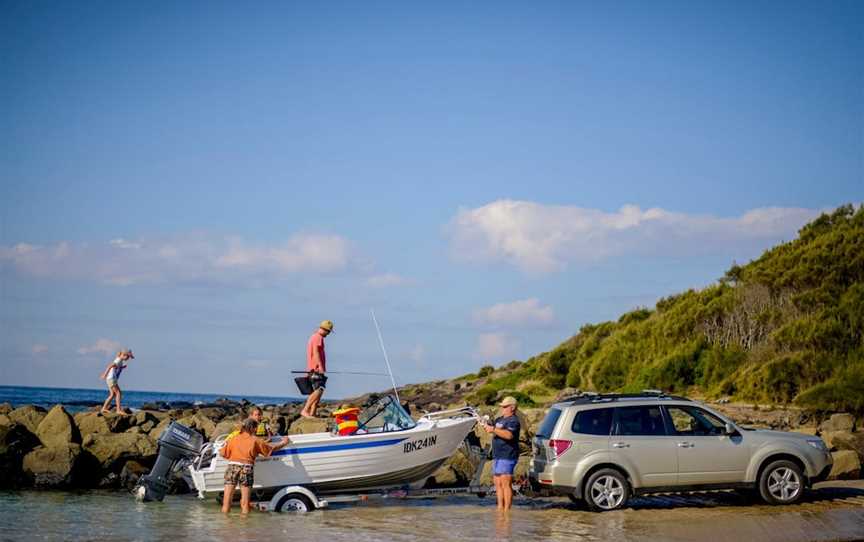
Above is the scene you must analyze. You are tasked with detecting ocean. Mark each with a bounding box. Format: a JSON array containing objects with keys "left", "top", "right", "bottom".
[{"left": 0, "top": 385, "right": 302, "bottom": 412}]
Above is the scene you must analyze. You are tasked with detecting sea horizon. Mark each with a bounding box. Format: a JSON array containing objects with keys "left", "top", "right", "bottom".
[{"left": 0, "top": 384, "right": 305, "bottom": 412}]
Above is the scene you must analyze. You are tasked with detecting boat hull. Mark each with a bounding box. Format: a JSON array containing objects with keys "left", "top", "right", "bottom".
[{"left": 190, "top": 416, "right": 476, "bottom": 496}]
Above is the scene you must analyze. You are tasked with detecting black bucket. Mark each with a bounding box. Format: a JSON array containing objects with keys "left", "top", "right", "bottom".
[{"left": 294, "top": 376, "right": 314, "bottom": 395}]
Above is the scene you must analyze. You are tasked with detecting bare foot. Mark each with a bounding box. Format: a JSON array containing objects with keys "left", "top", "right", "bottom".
[
  {"left": 115, "top": 410, "right": 125, "bottom": 415},
  {"left": 100, "top": 409, "right": 110, "bottom": 414}
]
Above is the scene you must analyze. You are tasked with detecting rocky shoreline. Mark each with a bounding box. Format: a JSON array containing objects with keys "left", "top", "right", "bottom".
[{"left": 1, "top": 394, "right": 861, "bottom": 493}]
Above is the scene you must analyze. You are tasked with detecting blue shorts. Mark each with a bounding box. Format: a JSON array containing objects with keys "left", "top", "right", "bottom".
[{"left": 493, "top": 459, "right": 517, "bottom": 476}]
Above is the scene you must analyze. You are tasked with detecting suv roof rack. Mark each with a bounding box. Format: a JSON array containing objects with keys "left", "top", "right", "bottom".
[{"left": 559, "top": 389, "right": 690, "bottom": 404}]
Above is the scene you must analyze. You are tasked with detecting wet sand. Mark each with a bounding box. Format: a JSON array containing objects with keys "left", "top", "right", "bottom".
[{"left": 1, "top": 481, "right": 862, "bottom": 541}]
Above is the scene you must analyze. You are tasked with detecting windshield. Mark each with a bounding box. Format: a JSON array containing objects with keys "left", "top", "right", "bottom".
[{"left": 357, "top": 395, "right": 416, "bottom": 433}]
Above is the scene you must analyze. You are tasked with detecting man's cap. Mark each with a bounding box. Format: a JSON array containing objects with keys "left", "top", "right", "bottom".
[
  {"left": 125, "top": 349, "right": 135, "bottom": 359},
  {"left": 320, "top": 320, "right": 334, "bottom": 332},
  {"left": 500, "top": 396, "right": 518, "bottom": 407}
]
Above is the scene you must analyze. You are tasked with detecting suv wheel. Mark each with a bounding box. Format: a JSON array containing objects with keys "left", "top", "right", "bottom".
[
  {"left": 758, "top": 460, "right": 804, "bottom": 505},
  {"left": 584, "top": 469, "right": 629, "bottom": 511}
]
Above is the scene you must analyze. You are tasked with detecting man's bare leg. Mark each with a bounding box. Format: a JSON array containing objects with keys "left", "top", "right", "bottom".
[
  {"left": 240, "top": 486, "right": 252, "bottom": 514},
  {"left": 500, "top": 474, "right": 513, "bottom": 510},
  {"left": 114, "top": 387, "right": 123, "bottom": 414},
  {"left": 222, "top": 484, "right": 235, "bottom": 513}
]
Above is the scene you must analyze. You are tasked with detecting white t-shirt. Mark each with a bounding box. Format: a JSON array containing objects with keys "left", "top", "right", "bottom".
[{"left": 107, "top": 357, "right": 125, "bottom": 381}]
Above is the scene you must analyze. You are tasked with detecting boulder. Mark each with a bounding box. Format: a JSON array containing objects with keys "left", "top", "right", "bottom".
[
  {"left": 0, "top": 414, "right": 11, "bottom": 427},
  {"left": 36, "top": 405, "right": 79, "bottom": 447},
  {"left": 83, "top": 432, "right": 158, "bottom": 471},
  {"left": 287, "top": 417, "right": 329, "bottom": 435},
  {"left": 177, "top": 413, "right": 217, "bottom": 440},
  {"left": 74, "top": 412, "right": 132, "bottom": 436},
  {"left": 138, "top": 420, "right": 157, "bottom": 434},
  {"left": 828, "top": 450, "right": 861, "bottom": 480},
  {"left": 150, "top": 417, "right": 176, "bottom": 439},
  {"left": 9, "top": 405, "right": 47, "bottom": 434},
  {"left": 0, "top": 402, "right": 13, "bottom": 415},
  {"left": 829, "top": 432, "right": 864, "bottom": 462},
  {"left": 213, "top": 416, "right": 243, "bottom": 439},
  {"left": 119, "top": 460, "right": 149, "bottom": 490},
  {"left": 141, "top": 402, "right": 170, "bottom": 411},
  {"left": 196, "top": 407, "right": 228, "bottom": 423},
  {"left": 429, "top": 452, "right": 478, "bottom": 487},
  {"left": 820, "top": 413, "right": 856, "bottom": 433},
  {"left": 131, "top": 410, "right": 158, "bottom": 427},
  {"left": 23, "top": 443, "right": 84, "bottom": 488},
  {"left": 0, "top": 423, "right": 41, "bottom": 488},
  {"left": 821, "top": 431, "right": 849, "bottom": 450}
]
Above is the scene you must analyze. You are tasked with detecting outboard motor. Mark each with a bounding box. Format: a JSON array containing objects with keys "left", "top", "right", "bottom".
[{"left": 136, "top": 421, "right": 204, "bottom": 502}]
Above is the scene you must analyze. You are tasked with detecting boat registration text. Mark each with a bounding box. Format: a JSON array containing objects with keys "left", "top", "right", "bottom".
[{"left": 403, "top": 435, "right": 437, "bottom": 453}]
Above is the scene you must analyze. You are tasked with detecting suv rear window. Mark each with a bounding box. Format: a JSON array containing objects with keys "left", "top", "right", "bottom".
[
  {"left": 572, "top": 408, "right": 613, "bottom": 435},
  {"left": 613, "top": 406, "right": 667, "bottom": 436},
  {"left": 536, "top": 408, "right": 563, "bottom": 438}
]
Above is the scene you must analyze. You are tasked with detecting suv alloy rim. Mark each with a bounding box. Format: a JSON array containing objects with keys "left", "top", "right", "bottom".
[
  {"left": 590, "top": 475, "right": 625, "bottom": 509},
  {"left": 767, "top": 467, "right": 801, "bottom": 502}
]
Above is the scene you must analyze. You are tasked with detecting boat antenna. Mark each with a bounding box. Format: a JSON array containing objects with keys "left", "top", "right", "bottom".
[{"left": 371, "top": 309, "right": 400, "bottom": 404}]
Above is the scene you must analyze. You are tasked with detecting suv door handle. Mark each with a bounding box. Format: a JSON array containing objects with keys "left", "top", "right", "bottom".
[
  {"left": 677, "top": 442, "right": 693, "bottom": 448},
  {"left": 612, "top": 442, "right": 630, "bottom": 448}
]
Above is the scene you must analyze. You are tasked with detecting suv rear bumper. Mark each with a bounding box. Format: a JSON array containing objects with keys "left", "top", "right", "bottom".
[{"left": 528, "top": 472, "right": 580, "bottom": 498}]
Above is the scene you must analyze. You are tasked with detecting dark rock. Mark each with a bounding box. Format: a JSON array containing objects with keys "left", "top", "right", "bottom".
[
  {"left": 119, "top": 460, "right": 149, "bottom": 490},
  {"left": 23, "top": 443, "right": 85, "bottom": 488},
  {"left": 0, "top": 423, "right": 41, "bottom": 488},
  {"left": 168, "top": 401, "right": 195, "bottom": 409},
  {"left": 196, "top": 407, "right": 228, "bottom": 422},
  {"left": 141, "top": 402, "right": 171, "bottom": 411}
]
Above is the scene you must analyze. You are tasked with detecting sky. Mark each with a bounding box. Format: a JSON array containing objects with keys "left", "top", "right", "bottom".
[{"left": 1, "top": 1, "right": 862, "bottom": 399}]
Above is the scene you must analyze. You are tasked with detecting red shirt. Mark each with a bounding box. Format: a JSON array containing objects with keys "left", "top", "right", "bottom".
[{"left": 306, "top": 331, "right": 326, "bottom": 372}]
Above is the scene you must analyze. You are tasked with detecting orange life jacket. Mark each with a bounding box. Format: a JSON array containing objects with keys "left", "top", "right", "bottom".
[{"left": 333, "top": 407, "right": 360, "bottom": 436}]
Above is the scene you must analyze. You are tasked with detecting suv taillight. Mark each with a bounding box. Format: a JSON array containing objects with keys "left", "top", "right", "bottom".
[{"left": 548, "top": 439, "right": 572, "bottom": 458}]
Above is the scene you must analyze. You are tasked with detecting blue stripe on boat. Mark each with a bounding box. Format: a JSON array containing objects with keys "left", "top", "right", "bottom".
[{"left": 271, "top": 437, "right": 407, "bottom": 456}]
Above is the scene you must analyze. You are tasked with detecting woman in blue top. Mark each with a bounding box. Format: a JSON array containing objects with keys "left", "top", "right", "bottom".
[
  {"left": 483, "top": 395, "right": 521, "bottom": 510},
  {"left": 100, "top": 349, "right": 134, "bottom": 414}
]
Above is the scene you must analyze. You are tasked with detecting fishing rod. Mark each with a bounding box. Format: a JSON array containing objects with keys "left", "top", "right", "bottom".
[
  {"left": 291, "top": 370, "right": 390, "bottom": 376},
  {"left": 371, "top": 308, "right": 400, "bottom": 404}
]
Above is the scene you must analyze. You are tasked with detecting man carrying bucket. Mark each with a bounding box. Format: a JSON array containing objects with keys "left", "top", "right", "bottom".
[{"left": 301, "top": 320, "right": 333, "bottom": 418}]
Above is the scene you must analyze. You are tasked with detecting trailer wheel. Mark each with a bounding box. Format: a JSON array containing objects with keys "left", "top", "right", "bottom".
[{"left": 275, "top": 492, "right": 314, "bottom": 513}]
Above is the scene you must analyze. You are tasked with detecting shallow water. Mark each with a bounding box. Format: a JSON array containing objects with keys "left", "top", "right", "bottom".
[{"left": 2, "top": 485, "right": 863, "bottom": 542}]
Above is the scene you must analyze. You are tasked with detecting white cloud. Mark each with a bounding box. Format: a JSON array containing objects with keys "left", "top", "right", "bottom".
[
  {"left": 78, "top": 338, "right": 122, "bottom": 357},
  {"left": 0, "top": 232, "right": 353, "bottom": 286},
  {"left": 473, "top": 333, "right": 521, "bottom": 363},
  {"left": 366, "top": 273, "right": 413, "bottom": 288},
  {"left": 473, "top": 298, "right": 555, "bottom": 328},
  {"left": 31, "top": 344, "right": 49, "bottom": 354},
  {"left": 448, "top": 200, "right": 824, "bottom": 274}
]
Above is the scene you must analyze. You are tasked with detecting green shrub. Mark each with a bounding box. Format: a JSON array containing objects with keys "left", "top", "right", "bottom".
[{"left": 477, "top": 365, "right": 494, "bottom": 378}]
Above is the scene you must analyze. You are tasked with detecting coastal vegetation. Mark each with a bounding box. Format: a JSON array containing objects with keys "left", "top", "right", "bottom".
[{"left": 471, "top": 204, "right": 864, "bottom": 413}]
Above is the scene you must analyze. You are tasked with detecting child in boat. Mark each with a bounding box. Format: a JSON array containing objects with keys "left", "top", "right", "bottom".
[
  {"left": 100, "top": 349, "right": 133, "bottom": 414},
  {"left": 220, "top": 418, "right": 290, "bottom": 514}
]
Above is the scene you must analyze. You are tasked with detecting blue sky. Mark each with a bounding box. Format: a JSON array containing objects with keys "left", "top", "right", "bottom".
[{"left": 1, "top": 1, "right": 862, "bottom": 398}]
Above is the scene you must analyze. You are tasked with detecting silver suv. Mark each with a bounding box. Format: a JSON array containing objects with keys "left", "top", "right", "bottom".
[{"left": 529, "top": 391, "right": 833, "bottom": 511}]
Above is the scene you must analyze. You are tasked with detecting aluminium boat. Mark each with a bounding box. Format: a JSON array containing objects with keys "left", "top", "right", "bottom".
[{"left": 187, "top": 395, "right": 478, "bottom": 497}]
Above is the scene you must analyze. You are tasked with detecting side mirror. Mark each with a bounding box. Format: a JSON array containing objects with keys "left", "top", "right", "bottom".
[{"left": 724, "top": 422, "right": 737, "bottom": 436}]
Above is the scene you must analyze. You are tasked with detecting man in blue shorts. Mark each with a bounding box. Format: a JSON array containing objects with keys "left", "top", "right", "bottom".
[{"left": 483, "top": 395, "right": 520, "bottom": 510}]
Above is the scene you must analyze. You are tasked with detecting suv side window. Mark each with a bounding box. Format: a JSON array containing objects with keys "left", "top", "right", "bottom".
[
  {"left": 666, "top": 406, "right": 726, "bottom": 436},
  {"left": 613, "top": 405, "right": 667, "bottom": 436},
  {"left": 571, "top": 407, "right": 613, "bottom": 435}
]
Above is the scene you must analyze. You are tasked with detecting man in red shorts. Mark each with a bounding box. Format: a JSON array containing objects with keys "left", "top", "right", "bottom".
[{"left": 301, "top": 319, "right": 333, "bottom": 418}]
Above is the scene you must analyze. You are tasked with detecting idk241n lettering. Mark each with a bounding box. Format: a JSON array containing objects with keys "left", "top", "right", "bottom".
[{"left": 403, "top": 435, "right": 437, "bottom": 453}]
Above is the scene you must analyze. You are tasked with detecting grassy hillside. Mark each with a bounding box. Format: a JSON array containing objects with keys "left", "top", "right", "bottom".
[{"left": 472, "top": 204, "right": 864, "bottom": 413}]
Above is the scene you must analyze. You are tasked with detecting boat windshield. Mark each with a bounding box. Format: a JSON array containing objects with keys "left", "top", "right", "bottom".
[{"left": 357, "top": 395, "right": 416, "bottom": 433}]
